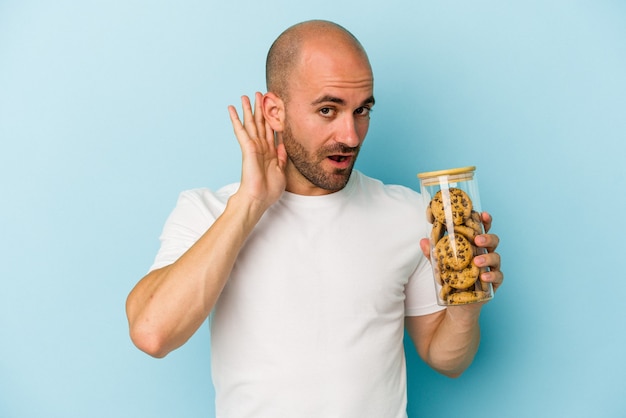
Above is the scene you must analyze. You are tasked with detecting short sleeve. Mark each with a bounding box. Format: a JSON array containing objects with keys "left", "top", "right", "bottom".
[
  {"left": 404, "top": 247, "right": 446, "bottom": 317},
  {"left": 149, "top": 185, "right": 237, "bottom": 271}
]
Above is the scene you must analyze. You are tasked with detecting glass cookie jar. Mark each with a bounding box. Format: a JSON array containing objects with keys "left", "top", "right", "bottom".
[{"left": 417, "top": 166, "right": 494, "bottom": 306}]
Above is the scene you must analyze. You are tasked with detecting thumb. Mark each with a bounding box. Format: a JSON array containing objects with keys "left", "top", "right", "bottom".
[{"left": 420, "top": 238, "right": 431, "bottom": 259}]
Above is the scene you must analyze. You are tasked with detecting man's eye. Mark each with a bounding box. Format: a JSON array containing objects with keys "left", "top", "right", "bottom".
[
  {"left": 319, "top": 107, "right": 335, "bottom": 117},
  {"left": 355, "top": 106, "right": 371, "bottom": 116}
]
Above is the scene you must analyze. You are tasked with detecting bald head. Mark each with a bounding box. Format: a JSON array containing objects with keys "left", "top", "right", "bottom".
[{"left": 265, "top": 20, "right": 371, "bottom": 101}]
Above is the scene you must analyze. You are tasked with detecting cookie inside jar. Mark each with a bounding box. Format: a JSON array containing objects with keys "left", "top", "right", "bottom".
[{"left": 418, "top": 166, "right": 494, "bottom": 306}]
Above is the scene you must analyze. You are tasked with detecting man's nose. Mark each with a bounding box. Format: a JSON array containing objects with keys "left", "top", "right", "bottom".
[{"left": 337, "top": 116, "right": 361, "bottom": 148}]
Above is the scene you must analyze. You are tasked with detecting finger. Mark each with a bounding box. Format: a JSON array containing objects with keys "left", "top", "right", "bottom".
[
  {"left": 473, "top": 252, "right": 503, "bottom": 290},
  {"left": 228, "top": 105, "right": 254, "bottom": 151},
  {"left": 254, "top": 92, "right": 266, "bottom": 142},
  {"left": 240, "top": 95, "right": 259, "bottom": 140},
  {"left": 474, "top": 252, "right": 500, "bottom": 271},
  {"left": 481, "top": 211, "right": 492, "bottom": 233},
  {"left": 474, "top": 233, "right": 499, "bottom": 253},
  {"left": 264, "top": 119, "right": 273, "bottom": 145},
  {"left": 419, "top": 238, "right": 430, "bottom": 259},
  {"left": 228, "top": 105, "right": 242, "bottom": 128},
  {"left": 228, "top": 105, "right": 246, "bottom": 139},
  {"left": 483, "top": 269, "right": 504, "bottom": 291},
  {"left": 275, "top": 136, "right": 287, "bottom": 170},
  {"left": 482, "top": 270, "right": 504, "bottom": 292},
  {"left": 263, "top": 119, "right": 279, "bottom": 162}
]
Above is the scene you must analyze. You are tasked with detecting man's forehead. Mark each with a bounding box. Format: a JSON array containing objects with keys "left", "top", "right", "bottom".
[
  {"left": 284, "top": 36, "right": 373, "bottom": 103},
  {"left": 296, "top": 30, "right": 370, "bottom": 68},
  {"left": 293, "top": 53, "right": 373, "bottom": 88},
  {"left": 288, "top": 68, "right": 374, "bottom": 106}
]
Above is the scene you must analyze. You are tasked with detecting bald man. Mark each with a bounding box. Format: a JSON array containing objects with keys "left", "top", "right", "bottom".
[{"left": 126, "top": 20, "right": 503, "bottom": 417}]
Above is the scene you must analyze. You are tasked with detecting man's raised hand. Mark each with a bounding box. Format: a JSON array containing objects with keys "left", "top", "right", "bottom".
[{"left": 228, "top": 92, "right": 287, "bottom": 212}]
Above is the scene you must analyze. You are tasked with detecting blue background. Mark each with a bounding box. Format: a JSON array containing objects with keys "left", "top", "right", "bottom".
[{"left": 1, "top": 1, "right": 625, "bottom": 417}]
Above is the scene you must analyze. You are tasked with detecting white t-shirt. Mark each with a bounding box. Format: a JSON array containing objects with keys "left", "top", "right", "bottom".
[{"left": 151, "top": 171, "right": 444, "bottom": 418}]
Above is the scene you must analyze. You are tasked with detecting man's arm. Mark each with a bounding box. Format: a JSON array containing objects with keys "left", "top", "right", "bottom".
[
  {"left": 125, "top": 93, "right": 287, "bottom": 358},
  {"left": 406, "top": 213, "right": 503, "bottom": 377},
  {"left": 405, "top": 305, "right": 481, "bottom": 377}
]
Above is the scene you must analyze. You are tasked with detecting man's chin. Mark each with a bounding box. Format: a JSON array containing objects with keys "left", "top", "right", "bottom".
[{"left": 323, "top": 168, "right": 354, "bottom": 191}]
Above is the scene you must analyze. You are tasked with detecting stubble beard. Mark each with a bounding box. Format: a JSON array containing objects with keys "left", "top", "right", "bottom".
[{"left": 282, "top": 121, "right": 360, "bottom": 193}]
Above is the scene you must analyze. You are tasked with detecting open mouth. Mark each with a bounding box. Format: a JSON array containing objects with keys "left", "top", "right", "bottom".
[{"left": 328, "top": 155, "right": 349, "bottom": 163}]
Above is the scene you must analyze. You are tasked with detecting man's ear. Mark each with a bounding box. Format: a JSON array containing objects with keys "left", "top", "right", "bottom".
[{"left": 262, "top": 92, "right": 285, "bottom": 132}]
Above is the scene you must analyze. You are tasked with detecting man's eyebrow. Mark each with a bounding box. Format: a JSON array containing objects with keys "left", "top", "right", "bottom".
[
  {"left": 311, "top": 95, "right": 376, "bottom": 106},
  {"left": 311, "top": 95, "right": 345, "bottom": 106},
  {"left": 363, "top": 96, "right": 375, "bottom": 106}
]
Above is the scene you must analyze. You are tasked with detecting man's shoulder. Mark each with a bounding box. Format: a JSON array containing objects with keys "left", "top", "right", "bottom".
[
  {"left": 183, "top": 182, "right": 239, "bottom": 199},
  {"left": 352, "top": 171, "right": 422, "bottom": 203},
  {"left": 174, "top": 182, "right": 240, "bottom": 212}
]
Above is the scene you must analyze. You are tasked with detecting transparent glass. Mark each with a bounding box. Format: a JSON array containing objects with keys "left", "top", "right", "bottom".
[{"left": 418, "top": 166, "right": 494, "bottom": 306}]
